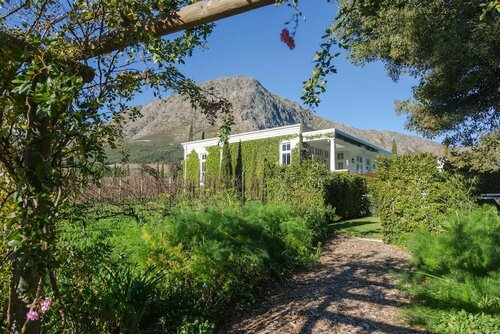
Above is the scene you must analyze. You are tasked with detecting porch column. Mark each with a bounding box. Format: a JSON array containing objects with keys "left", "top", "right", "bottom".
[{"left": 330, "top": 138, "right": 336, "bottom": 171}]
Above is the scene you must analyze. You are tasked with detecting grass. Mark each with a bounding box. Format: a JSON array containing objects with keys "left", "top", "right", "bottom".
[{"left": 328, "top": 216, "right": 382, "bottom": 239}]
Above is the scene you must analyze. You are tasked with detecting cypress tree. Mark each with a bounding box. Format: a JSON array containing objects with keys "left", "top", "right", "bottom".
[
  {"left": 201, "top": 130, "right": 205, "bottom": 140},
  {"left": 188, "top": 123, "right": 194, "bottom": 141},
  {"left": 220, "top": 140, "right": 233, "bottom": 188},
  {"left": 234, "top": 141, "right": 244, "bottom": 197},
  {"left": 250, "top": 150, "right": 259, "bottom": 200},
  {"left": 391, "top": 139, "right": 398, "bottom": 155}
]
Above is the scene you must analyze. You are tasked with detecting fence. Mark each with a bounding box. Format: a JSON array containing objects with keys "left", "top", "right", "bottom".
[{"left": 81, "top": 175, "right": 250, "bottom": 205}]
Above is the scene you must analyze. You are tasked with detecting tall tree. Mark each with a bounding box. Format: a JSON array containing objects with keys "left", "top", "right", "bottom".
[
  {"left": 234, "top": 141, "right": 244, "bottom": 197},
  {"left": 391, "top": 140, "right": 398, "bottom": 156},
  {"left": 304, "top": 0, "right": 499, "bottom": 145},
  {"left": 220, "top": 140, "right": 233, "bottom": 188},
  {"left": 188, "top": 123, "right": 194, "bottom": 141},
  {"left": 201, "top": 130, "right": 206, "bottom": 140}
]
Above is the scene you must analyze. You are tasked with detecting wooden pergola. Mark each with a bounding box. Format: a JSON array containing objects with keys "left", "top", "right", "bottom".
[{"left": 1, "top": 0, "right": 278, "bottom": 81}]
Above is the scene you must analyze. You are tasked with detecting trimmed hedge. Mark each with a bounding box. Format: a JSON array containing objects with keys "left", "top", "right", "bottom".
[
  {"left": 326, "top": 172, "right": 370, "bottom": 220},
  {"left": 376, "top": 154, "right": 472, "bottom": 244},
  {"left": 184, "top": 150, "right": 199, "bottom": 184},
  {"left": 267, "top": 161, "right": 370, "bottom": 238}
]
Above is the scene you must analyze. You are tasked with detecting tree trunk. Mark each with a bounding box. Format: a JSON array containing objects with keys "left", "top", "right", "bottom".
[{"left": 7, "top": 108, "right": 52, "bottom": 334}]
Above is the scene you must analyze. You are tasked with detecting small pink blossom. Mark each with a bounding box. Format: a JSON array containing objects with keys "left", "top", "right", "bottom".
[
  {"left": 27, "top": 310, "right": 39, "bottom": 321},
  {"left": 41, "top": 299, "right": 52, "bottom": 313},
  {"left": 280, "top": 28, "right": 296, "bottom": 50}
]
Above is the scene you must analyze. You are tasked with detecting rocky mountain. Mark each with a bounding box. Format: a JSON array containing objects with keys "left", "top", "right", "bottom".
[{"left": 115, "top": 76, "right": 443, "bottom": 163}]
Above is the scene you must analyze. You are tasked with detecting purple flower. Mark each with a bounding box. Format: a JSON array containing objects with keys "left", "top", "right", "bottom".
[
  {"left": 41, "top": 299, "right": 52, "bottom": 313},
  {"left": 27, "top": 310, "right": 39, "bottom": 321}
]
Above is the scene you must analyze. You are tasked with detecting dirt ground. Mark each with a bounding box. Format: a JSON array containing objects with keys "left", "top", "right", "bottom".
[{"left": 227, "top": 236, "right": 425, "bottom": 334}]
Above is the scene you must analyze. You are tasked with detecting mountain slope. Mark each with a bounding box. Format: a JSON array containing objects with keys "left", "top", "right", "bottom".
[{"left": 115, "top": 76, "right": 442, "bottom": 163}]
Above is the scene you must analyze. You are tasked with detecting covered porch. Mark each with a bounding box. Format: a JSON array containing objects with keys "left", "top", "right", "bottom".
[{"left": 302, "top": 129, "right": 389, "bottom": 174}]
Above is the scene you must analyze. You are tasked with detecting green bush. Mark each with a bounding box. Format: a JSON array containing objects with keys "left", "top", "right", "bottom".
[
  {"left": 403, "top": 207, "right": 500, "bottom": 333},
  {"left": 266, "top": 160, "right": 334, "bottom": 239},
  {"left": 267, "top": 161, "right": 370, "bottom": 237},
  {"left": 376, "top": 154, "right": 472, "bottom": 244},
  {"left": 2, "top": 193, "right": 326, "bottom": 333},
  {"left": 144, "top": 202, "right": 319, "bottom": 326},
  {"left": 185, "top": 150, "right": 200, "bottom": 184},
  {"left": 325, "top": 172, "right": 370, "bottom": 220}
]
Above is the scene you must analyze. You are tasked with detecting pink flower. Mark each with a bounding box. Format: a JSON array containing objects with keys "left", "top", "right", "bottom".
[
  {"left": 280, "top": 28, "right": 295, "bottom": 50},
  {"left": 27, "top": 310, "right": 39, "bottom": 321},
  {"left": 41, "top": 299, "right": 52, "bottom": 313}
]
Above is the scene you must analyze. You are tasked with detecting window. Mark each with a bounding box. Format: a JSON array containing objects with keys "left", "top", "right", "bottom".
[
  {"left": 366, "top": 158, "right": 371, "bottom": 172},
  {"left": 281, "top": 142, "right": 291, "bottom": 165},
  {"left": 356, "top": 155, "right": 363, "bottom": 172},
  {"left": 336, "top": 152, "right": 344, "bottom": 160},
  {"left": 200, "top": 153, "right": 207, "bottom": 183},
  {"left": 337, "top": 161, "right": 344, "bottom": 170}
]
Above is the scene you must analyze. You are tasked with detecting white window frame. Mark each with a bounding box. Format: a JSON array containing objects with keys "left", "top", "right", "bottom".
[
  {"left": 280, "top": 142, "right": 291, "bottom": 165},
  {"left": 356, "top": 155, "right": 363, "bottom": 173}
]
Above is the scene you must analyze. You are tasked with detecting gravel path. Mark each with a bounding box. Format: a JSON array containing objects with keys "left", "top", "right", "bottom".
[{"left": 228, "top": 236, "right": 425, "bottom": 334}]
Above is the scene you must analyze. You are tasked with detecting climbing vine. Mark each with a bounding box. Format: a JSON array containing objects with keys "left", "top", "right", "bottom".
[
  {"left": 187, "top": 135, "right": 300, "bottom": 198},
  {"left": 184, "top": 150, "right": 200, "bottom": 184}
]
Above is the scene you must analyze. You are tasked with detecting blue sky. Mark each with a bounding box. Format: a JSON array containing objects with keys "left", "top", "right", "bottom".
[{"left": 134, "top": 1, "right": 421, "bottom": 136}]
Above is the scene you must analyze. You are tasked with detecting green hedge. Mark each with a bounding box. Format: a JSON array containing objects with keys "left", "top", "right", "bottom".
[
  {"left": 184, "top": 150, "right": 199, "bottom": 184},
  {"left": 376, "top": 154, "right": 472, "bottom": 244},
  {"left": 325, "top": 172, "right": 370, "bottom": 220},
  {"left": 267, "top": 161, "right": 370, "bottom": 238},
  {"left": 200, "top": 136, "right": 295, "bottom": 198}
]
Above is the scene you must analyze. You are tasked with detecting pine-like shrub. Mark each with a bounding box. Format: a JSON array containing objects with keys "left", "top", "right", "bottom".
[
  {"left": 144, "top": 202, "right": 320, "bottom": 326},
  {"left": 376, "top": 154, "right": 472, "bottom": 244},
  {"left": 404, "top": 207, "right": 500, "bottom": 333}
]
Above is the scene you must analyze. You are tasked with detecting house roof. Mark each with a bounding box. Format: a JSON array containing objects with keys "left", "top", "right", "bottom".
[
  {"left": 182, "top": 123, "right": 390, "bottom": 155},
  {"left": 181, "top": 124, "right": 302, "bottom": 148}
]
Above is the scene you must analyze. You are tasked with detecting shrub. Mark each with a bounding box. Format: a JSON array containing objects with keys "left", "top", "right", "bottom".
[
  {"left": 376, "top": 154, "right": 472, "bottom": 244},
  {"left": 3, "top": 196, "right": 326, "bottom": 333},
  {"left": 144, "top": 202, "right": 319, "bottom": 326},
  {"left": 184, "top": 150, "right": 200, "bottom": 185},
  {"left": 325, "top": 172, "right": 370, "bottom": 220},
  {"left": 266, "top": 160, "right": 334, "bottom": 239},
  {"left": 403, "top": 207, "right": 500, "bottom": 333},
  {"left": 267, "top": 160, "right": 370, "bottom": 235},
  {"left": 433, "top": 310, "right": 499, "bottom": 334}
]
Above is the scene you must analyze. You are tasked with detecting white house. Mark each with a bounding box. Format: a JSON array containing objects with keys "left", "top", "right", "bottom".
[{"left": 181, "top": 124, "right": 390, "bottom": 182}]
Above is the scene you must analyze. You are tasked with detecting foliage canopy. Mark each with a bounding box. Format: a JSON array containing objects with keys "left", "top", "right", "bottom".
[{"left": 305, "top": 0, "right": 499, "bottom": 145}]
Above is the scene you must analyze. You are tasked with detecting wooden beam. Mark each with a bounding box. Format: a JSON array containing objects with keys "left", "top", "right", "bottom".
[
  {"left": 84, "top": 0, "right": 276, "bottom": 59},
  {"left": 1, "top": 0, "right": 277, "bottom": 81}
]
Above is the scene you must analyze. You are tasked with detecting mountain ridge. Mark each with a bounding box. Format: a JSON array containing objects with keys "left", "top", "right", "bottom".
[{"left": 116, "top": 76, "right": 443, "bottom": 163}]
